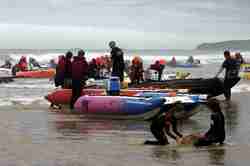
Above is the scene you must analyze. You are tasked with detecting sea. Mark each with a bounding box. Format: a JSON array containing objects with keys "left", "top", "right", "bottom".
[{"left": 0, "top": 49, "right": 250, "bottom": 165}]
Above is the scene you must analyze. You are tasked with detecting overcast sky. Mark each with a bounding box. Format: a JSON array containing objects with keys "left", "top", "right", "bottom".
[{"left": 0, "top": 0, "right": 250, "bottom": 49}]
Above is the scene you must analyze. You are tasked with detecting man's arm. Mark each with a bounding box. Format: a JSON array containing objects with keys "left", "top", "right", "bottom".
[
  {"left": 164, "top": 125, "right": 177, "bottom": 140},
  {"left": 171, "top": 118, "right": 183, "bottom": 138},
  {"left": 215, "top": 66, "right": 224, "bottom": 77}
]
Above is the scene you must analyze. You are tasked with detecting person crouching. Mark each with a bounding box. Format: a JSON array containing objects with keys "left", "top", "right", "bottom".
[{"left": 144, "top": 102, "right": 183, "bottom": 145}]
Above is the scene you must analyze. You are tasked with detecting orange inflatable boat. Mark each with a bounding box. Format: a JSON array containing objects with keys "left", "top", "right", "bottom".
[
  {"left": 16, "top": 69, "right": 56, "bottom": 78},
  {"left": 45, "top": 88, "right": 176, "bottom": 106}
]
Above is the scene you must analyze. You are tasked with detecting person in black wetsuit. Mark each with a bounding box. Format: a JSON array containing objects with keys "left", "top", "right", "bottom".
[
  {"left": 215, "top": 50, "right": 240, "bottom": 101},
  {"left": 194, "top": 99, "right": 225, "bottom": 146},
  {"left": 29, "top": 57, "right": 41, "bottom": 68},
  {"left": 109, "top": 41, "right": 125, "bottom": 82},
  {"left": 144, "top": 103, "right": 183, "bottom": 145},
  {"left": 0, "top": 59, "right": 12, "bottom": 69}
]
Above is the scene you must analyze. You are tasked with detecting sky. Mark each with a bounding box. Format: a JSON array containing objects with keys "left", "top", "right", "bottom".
[{"left": 0, "top": 0, "right": 250, "bottom": 49}]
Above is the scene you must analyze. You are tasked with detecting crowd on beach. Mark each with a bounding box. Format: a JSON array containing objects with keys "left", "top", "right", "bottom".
[
  {"left": 51, "top": 45, "right": 244, "bottom": 147},
  {"left": 0, "top": 41, "right": 246, "bottom": 147}
]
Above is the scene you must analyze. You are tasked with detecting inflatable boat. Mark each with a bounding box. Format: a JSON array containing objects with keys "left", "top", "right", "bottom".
[
  {"left": 45, "top": 88, "right": 178, "bottom": 106},
  {"left": 166, "top": 60, "right": 201, "bottom": 68},
  {"left": 74, "top": 96, "right": 165, "bottom": 120},
  {"left": 130, "top": 78, "right": 240, "bottom": 98},
  {"left": 73, "top": 94, "right": 207, "bottom": 120},
  {"left": 16, "top": 68, "right": 55, "bottom": 78}
]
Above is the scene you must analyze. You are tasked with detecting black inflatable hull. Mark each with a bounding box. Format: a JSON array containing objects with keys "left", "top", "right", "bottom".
[{"left": 129, "top": 78, "right": 240, "bottom": 98}]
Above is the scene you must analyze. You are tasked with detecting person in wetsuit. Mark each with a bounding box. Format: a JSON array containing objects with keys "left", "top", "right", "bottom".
[
  {"left": 0, "top": 59, "right": 12, "bottom": 69},
  {"left": 215, "top": 50, "right": 240, "bottom": 101},
  {"left": 144, "top": 103, "right": 183, "bottom": 145},
  {"left": 186, "top": 56, "right": 194, "bottom": 64},
  {"left": 194, "top": 99, "right": 225, "bottom": 146},
  {"left": 109, "top": 41, "right": 125, "bottom": 82},
  {"left": 29, "top": 57, "right": 41, "bottom": 69}
]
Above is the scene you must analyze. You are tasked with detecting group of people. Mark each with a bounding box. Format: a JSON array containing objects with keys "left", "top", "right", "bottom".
[
  {"left": 55, "top": 50, "right": 88, "bottom": 109},
  {"left": 145, "top": 98, "right": 225, "bottom": 147},
  {"left": 54, "top": 41, "right": 126, "bottom": 109},
  {"left": 1, "top": 56, "right": 42, "bottom": 75},
  {"left": 88, "top": 55, "right": 112, "bottom": 79},
  {"left": 145, "top": 50, "right": 244, "bottom": 147}
]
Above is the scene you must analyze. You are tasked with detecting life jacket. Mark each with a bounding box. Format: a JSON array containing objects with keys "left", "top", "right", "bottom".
[
  {"left": 18, "top": 56, "right": 28, "bottom": 71},
  {"left": 72, "top": 56, "right": 88, "bottom": 80}
]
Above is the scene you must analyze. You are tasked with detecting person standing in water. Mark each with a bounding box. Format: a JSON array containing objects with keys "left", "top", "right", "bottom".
[
  {"left": 109, "top": 41, "right": 125, "bottom": 82},
  {"left": 215, "top": 50, "right": 240, "bottom": 101},
  {"left": 194, "top": 99, "right": 225, "bottom": 146},
  {"left": 144, "top": 102, "right": 183, "bottom": 145},
  {"left": 70, "top": 50, "right": 88, "bottom": 110}
]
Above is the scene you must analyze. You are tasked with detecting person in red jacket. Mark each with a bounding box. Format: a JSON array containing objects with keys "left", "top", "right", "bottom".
[
  {"left": 150, "top": 60, "right": 165, "bottom": 81},
  {"left": 18, "top": 56, "right": 28, "bottom": 71},
  {"left": 63, "top": 51, "right": 73, "bottom": 88},
  {"left": 70, "top": 50, "right": 89, "bottom": 109},
  {"left": 55, "top": 55, "right": 66, "bottom": 87}
]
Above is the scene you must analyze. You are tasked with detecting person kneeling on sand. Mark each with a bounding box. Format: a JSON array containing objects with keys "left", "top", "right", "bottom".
[
  {"left": 178, "top": 99, "right": 225, "bottom": 146},
  {"left": 144, "top": 102, "right": 183, "bottom": 145}
]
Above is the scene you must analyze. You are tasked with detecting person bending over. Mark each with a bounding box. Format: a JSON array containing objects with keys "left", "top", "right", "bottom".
[
  {"left": 215, "top": 50, "right": 240, "bottom": 101},
  {"left": 144, "top": 103, "right": 183, "bottom": 145}
]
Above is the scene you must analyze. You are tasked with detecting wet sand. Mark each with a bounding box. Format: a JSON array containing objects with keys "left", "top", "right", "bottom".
[
  {"left": 0, "top": 59, "right": 250, "bottom": 165},
  {"left": 0, "top": 86, "right": 250, "bottom": 165}
]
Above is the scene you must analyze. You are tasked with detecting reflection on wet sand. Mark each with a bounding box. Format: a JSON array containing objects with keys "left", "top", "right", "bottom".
[
  {"left": 208, "top": 148, "right": 226, "bottom": 165},
  {"left": 1, "top": 78, "right": 250, "bottom": 165}
]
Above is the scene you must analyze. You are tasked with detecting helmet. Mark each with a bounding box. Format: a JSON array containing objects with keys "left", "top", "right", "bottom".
[{"left": 109, "top": 41, "right": 116, "bottom": 48}]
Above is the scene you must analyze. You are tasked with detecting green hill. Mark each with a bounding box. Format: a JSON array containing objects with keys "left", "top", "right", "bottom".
[{"left": 196, "top": 40, "right": 250, "bottom": 51}]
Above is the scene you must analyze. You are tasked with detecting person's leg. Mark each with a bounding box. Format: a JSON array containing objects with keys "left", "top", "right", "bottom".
[
  {"left": 223, "top": 79, "right": 231, "bottom": 100},
  {"left": 70, "top": 80, "right": 76, "bottom": 109},
  {"left": 150, "top": 125, "right": 169, "bottom": 145},
  {"left": 172, "top": 119, "right": 183, "bottom": 138},
  {"left": 119, "top": 71, "right": 124, "bottom": 82},
  {"left": 158, "top": 70, "right": 162, "bottom": 81},
  {"left": 70, "top": 80, "right": 81, "bottom": 109}
]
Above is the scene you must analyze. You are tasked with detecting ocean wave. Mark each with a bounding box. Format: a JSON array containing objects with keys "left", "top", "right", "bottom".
[
  {"left": 0, "top": 96, "right": 49, "bottom": 106},
  {"left": 0, "top": 83, "right": 54, "bottom": 89},
  {"left": 5, "top": 50, "right": 250, "bottom": 67}
]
